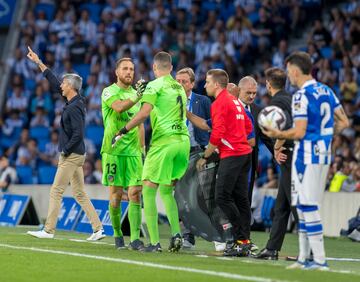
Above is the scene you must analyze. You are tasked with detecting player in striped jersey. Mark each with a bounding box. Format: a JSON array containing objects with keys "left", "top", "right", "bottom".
[{"left": 263, "top": 52, "right": 349, "bottom": 270}]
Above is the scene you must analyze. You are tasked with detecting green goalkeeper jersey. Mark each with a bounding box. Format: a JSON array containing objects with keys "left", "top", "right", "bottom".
[
  {"left": 141, "top": 74, "right": 189, "bottom": 146},
  {"left": 101, "top": 83, "right": 141, "bottom": 156}
]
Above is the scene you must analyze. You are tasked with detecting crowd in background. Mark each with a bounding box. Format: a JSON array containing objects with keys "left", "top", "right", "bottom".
[{"left": 0, "top": 0, "right": 359, "bottom": 192}]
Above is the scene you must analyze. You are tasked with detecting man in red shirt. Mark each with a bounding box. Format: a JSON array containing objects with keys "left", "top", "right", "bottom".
[{"left": 196, "top": 69, "right": 253, "bottom": 256}]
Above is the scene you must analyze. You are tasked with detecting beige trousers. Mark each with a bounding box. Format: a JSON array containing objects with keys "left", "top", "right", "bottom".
[{"left": 44, "top": 153, "right": 102, "bottom": 234}]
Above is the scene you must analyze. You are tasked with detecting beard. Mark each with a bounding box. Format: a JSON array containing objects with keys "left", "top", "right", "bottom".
[{"left": 118, "top": 75, "right": 133, "bottom": 86}]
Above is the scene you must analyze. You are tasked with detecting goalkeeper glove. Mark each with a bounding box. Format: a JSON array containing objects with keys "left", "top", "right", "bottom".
[{"left": 111, "top": 127, "right": 129, "bottom": 148}]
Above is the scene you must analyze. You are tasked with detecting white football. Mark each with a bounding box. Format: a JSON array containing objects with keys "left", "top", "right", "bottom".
[{"left": 258, "top": 106, "right": 287, "bottom": 130}]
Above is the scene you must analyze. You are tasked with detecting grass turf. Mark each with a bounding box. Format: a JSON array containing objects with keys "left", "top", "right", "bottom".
[{"left": 0, "top": 225, "right": 359, "bottom": 282}]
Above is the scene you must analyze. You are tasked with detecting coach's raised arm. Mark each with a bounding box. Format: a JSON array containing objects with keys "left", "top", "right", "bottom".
[
  {"left": 26, "top": 46, "right": 105, "bottom": 241},
  {"left": 26, "top": 46, "right": 63, "bottom": 96}
]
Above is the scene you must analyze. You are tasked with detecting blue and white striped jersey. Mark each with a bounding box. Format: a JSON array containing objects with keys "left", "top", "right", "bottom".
[{"left": 292, "top": 79, "right": 341, "bottom": 165}]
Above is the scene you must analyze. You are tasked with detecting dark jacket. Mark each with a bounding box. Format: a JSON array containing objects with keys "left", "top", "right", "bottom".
[
  {"left": 269, "top": 90, "right": 293, "bottom": 148},
  {"left": 44, "top": 69, "right": 86, "bottom": 155},
  {"left": 249, "top": 103, "right": 274, "bottom": 202},
  {"left": 189, "top": 92, "right": 211, "bottom": 146}
]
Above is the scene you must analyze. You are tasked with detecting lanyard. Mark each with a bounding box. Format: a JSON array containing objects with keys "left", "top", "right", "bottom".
[{"left": 186, "top": 93, "right": 195, "bottom": 126}]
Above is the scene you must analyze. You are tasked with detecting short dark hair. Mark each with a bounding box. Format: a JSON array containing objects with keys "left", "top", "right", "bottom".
[
  {"left": 206, "top": 69, "right": 229, "bottom": 88},
  {"left": 265, "top": 67, "right": 287, "bottom": 90},
  {"left": 285, "top": 51, "right": 312, "bottom": 75},
  {"left": 154, "top": 51, "right": 172, "bottom": 70},
  {"left": 116, "top": 57, "right": 134, "bottom": 69}
]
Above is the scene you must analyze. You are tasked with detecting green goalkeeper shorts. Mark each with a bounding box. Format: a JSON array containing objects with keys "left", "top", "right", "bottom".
[
  {"left": 142, "top": 138, "right": 190, "bottom": 185},
  {"left": 101, "top": 153, "right": 143, "bottom": 187}
]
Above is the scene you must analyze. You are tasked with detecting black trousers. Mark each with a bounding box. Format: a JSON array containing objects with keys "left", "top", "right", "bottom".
[
  {"left": 266, "top": 149, "right": 298, "bottom": 251},
  {"left": 215, "top": 154, "right": 251, "bottom": 241}
]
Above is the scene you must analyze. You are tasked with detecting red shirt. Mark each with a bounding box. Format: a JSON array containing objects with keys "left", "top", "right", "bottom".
[{"left": 209, "top": 89, "right": 253, "bottom": 159}]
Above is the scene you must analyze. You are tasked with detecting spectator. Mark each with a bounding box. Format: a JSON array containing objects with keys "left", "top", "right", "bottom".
[
  {"left": 39, "top": 130, "right": 59, "bottom": 166},
  {"left": 93, "top": 159, "right": 102, "bottom": 184},
  {"left": 16, "top": 138, "right": 39, "bottom": 170},
  {"left": 0, "top": 156, "right": 17, "bottom": 193},
  {"left": 84, "top": 160, "right": 97, "bottom": 184},
  {"left": 308, "top": 19, "right": 332, "bottom": 49},
  {"left": 30, "top": 84, "right": 53, "bottom": 115},
  {"left": 340, "top": 71, "right": 358, "bottom": 102},
  {"left": 30, "top": 106, "right": 50, "bottom": 127}
]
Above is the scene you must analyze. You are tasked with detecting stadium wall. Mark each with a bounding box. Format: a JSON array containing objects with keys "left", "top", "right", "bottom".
[{"left": 7, "top": 185, "right": 360, "bottom": 237}]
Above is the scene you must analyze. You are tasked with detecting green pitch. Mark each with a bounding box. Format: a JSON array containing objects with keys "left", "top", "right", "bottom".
[{"left": 0, "top": 225, "right": 359, "bottom": 282}]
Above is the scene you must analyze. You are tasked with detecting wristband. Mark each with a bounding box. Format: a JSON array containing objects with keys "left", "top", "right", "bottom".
[{"left": 119, "top": 126, "right": 129, "bottom": 135}]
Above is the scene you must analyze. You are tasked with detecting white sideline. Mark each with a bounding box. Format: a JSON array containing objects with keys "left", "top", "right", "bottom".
[{"left": 0, "top": 243, "right": 283, "bottom": 282}]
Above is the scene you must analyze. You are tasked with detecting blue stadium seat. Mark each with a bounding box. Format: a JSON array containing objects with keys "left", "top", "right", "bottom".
[
  {"left": 16, "top": 165, "right": 34, "bottom": 184},
  {"left": 331, "top": 59, "right": 342, "bottom": 70},
  {"left": 30, "top": 126, "right": 50, "bottom": 141},
  {"left": 38, "top": 138, "right": 49, "bottom": 152},
  {"left": 320, "top": 47, "right": 333, "bottom": 59},
  {"left": 0, "top": 127, "right": 22, "bottom": 149},
  {"left": 25, "top": 79, "right": 37, "bottom": 92},
  {"left": 73, "top": 64, "right": 91, "bottom": 84},
  {"left": 34, "top": 3, "right": 56, "bottom": 20},
  {"left": 38, "top": 166, "right": 57, "bottom": 184},
  {"left": 80, "top": 3, "right": 103, "bottom": 24},
  {"left": 85, "top": 125, "right": 104, "bottom": 146},
  {"left": 261, "top": 196, "right": 275, "bottom": 228},
  {"left": 248, "top": 11, "right": 259, "bottom": 24}
]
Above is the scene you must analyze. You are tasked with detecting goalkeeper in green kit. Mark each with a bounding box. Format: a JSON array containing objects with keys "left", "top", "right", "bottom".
[
  {"left": 101, "top": 58, "right": 146, "bottom": 250},
  {"left": 112, "top": 52, "right": 190, "bottom": 252}
]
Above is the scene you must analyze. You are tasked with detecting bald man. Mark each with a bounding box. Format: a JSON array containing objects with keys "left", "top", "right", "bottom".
[{"left": 226, "top": 83, "right": 240, "bottom": 98}]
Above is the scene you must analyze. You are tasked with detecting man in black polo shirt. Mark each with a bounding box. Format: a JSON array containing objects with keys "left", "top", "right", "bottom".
[
  {"left": 26, "top": 46, "right": 104, "bottom": 241},
  {"left": 254, "top": 67, "right": 298, "bottom": 260}
]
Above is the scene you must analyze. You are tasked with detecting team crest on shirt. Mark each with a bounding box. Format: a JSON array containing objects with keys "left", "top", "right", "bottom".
[
  {"left": 108, "top": 175, "right": 114, "bottom": 182},
  {"left": 103, "top": 89, "right": 113, "bottom": 101}
]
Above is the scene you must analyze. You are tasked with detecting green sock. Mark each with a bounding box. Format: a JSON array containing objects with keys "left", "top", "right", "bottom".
[
  {"left": 128, "top": 201, "right": 141, "bottom": 242},
  {"left": 142, "top": 185, "right": 159, "bottom": 245},
  {"left": 159, "top": 185, "right": 181, "bottom": 236},
  {"left": 109, "top": 204, "right": 123, "bottom": 237}
]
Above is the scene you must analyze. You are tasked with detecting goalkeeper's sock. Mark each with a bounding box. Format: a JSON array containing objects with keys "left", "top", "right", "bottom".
[
  {"left": 159, "top": 185, "right": 181, "bottom": 236},
  {"left": 109, "top": 204, "right": 123, "bottom": 238},
  {"left": 143, "top": 185, "right": 159, "bottom": 245},
  {"left": 128, "top": 201, "right": 142, "bottom": 242}
]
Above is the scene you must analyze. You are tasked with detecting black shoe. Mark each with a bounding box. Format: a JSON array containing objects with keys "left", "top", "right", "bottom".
[
  {"left": 128, "top": 239, "right": 145, "bottom": 250},
  {"left": 115, "top": 237, "right": 125, "bottom": 249},
  {"left": 253, "top": 248, "right": 278, "bottom": 260},
  {"left": 223, "top": 241, "right": 250, "bottom": 257},
  {"left": 168, "top": 233, "right": 182, "bottom": 252},
  {"left": 183, "top": 232, "right": 195, "bottom": 248},
  {"left": 140, "top": 243, "right": 162, "bottom": 252}
]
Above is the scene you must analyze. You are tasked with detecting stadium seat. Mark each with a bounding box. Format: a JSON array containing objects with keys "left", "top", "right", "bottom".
[
  {"left": 85, "top": 125, "right": 104, "bottom": 146},
  {"left": 38, "top": 166, "right": 57, "bottom": 184},
  {"left": 73, "top": 64, "right": 91, "bottom": 84},
  {"left": 320, "top": 47, "right": 333, "bottom": 59},
  {"left": 79, "top": 3, "right": 103, "bottom": 24},
  {"left": 34, "top": 3, "right": 56, "bottom": 20},
  {"left": 24, "top": 79, "right": 37, "bottom": 92},
  {"left": 30, "top": 126, "right": 50, "bottom": 141},
  {"left": 261, "top": 196, "right": 275, "bottom": 228},
  {"left": 248, "top": 11, "right": 259, "bottom": 24},
  {"left": 16, "top": 165, "right": 34, "bottom": 184},
  {"left": 37, "top": 138, "right": 49, "bottom": 152},
  {"left": 331, "top": 59, "right": 342, "bottom": 70}
]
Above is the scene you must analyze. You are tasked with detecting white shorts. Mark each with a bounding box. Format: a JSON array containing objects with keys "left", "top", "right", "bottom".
[{"left": 291, "top": 163, "right": 329, "bottom": 206}]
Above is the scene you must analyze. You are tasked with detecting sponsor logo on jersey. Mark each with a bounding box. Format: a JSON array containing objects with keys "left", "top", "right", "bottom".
[{"left": 171, "top": 123, "right": 183, "bottom": 130}]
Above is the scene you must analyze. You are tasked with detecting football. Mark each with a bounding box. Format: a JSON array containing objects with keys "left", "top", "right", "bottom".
[{"left": 257, "top": 106, "right": 287, "bottom": 130}]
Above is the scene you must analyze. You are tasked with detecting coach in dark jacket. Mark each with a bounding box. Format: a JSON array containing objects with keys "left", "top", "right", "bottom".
[
  {"left": 26, "top": 46, "right": 104, "bottom": 240},
  {"left": 176, "top": 68, "right": 211, "bottom": 151},
  {"left": 238, "top": 77, "right": 273, "bottom": 205},
  {"left": 255, "top": 67, "right": 298, "bottom": 260}
]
